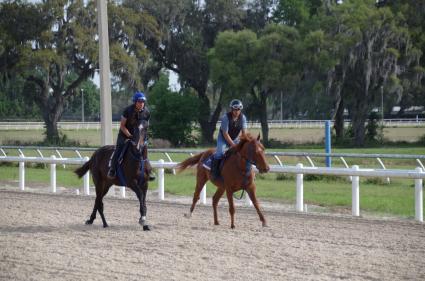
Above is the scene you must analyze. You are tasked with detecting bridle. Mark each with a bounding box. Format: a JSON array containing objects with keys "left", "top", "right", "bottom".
[
  {"left": 118, "top": 125, "right": 148, "bottom": 186},
  {"left": 235, "top": 141, "right": 258, "bottom": 198}
]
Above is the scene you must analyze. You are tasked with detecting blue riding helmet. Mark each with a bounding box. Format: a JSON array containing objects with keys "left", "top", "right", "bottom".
[
  {"left": 132, "top": 91, "right": 147, "bottom": 103},
  {"left": 229, "top": 99, "right": 243, "bottom": 110}
]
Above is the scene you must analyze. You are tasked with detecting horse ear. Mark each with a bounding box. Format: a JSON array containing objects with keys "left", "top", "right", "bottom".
[{"left": 257, "top": 134, "right": 261, "bottom": 141}]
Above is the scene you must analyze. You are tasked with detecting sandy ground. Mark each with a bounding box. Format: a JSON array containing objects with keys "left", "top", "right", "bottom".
[{"left": 1, "top": 188, "right": 425, "bottom": 281}]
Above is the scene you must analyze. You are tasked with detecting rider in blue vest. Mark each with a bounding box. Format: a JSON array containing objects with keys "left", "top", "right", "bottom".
[
  {"left": 107, "top": 91, "right": 155, "bottom": 181},
  {"left": 210, "top": 99, "right": 247, "bottom": 180}
]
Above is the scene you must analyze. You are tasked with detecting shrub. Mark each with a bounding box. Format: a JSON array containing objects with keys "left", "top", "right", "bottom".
[{"left": 149, "top": 74, "right": 199, "bottom": 146}]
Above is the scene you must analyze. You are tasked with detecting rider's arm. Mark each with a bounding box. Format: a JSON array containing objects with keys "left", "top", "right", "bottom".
[
  {"left": 240, "top": 114, "right": 248, "bottom": 138},
  {"left": 222, "top": 131, "right": 236, "bottom": 147},
  {"left": 120, "top": 117, "right": 132, "bottom": 138},
  {"left": 220, "top": 114, "right": 236, "bottom": 147}
]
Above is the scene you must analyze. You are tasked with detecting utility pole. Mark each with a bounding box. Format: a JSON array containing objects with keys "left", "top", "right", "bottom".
[
  {"left": 81, "top": 89, "right": 85, "bottom": 122},
  {"left": 97, "top": 0, "right": 113, "bottom": 145},
  {"left": 381, "top": 85, "right": 384, "bottom": 123},
  {"left": 280, "top": 91, "right": 283, "bottom": 124}
]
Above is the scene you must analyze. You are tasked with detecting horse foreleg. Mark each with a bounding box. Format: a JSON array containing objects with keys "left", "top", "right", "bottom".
[
  {"left": 212, "top": 187, "right": 225, "bottom": 225},
  {"left": 246, "top": 186, "right": 267, "bottom": 227},
  {"left": 226, "top": 189, "right": 236, "bottom": 229},
  {"left": 134, "top": 184, "right": 150, "bottom": 231}
]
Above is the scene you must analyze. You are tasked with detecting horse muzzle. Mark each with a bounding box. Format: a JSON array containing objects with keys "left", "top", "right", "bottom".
[{"left": 259, "top": 166, "right": 270, "bottom": 173}]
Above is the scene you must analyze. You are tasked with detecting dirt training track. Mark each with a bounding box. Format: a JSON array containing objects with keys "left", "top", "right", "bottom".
[{"left": 0, "top": 189, "right": 424, "bottom": 281}]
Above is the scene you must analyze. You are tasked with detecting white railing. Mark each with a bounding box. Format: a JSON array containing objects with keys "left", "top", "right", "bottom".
[
  {"left": 0, "top": 155, "right": 424, "bottom": 222},
  {"left": 2, "top": 146, "right": 424, "bottom": 173},
  {"left": 0, "top": 118, "right": 423, "bottom": 130}
]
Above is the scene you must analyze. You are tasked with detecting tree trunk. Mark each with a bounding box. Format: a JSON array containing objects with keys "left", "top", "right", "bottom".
[
  {"left": 333, "top": 97, "right": 345, "bottom": 142},
  {"left": 39, "top": 89, "right": 65, "bottom": 144},
  {"left": 196, "top": 88, "right": 222, "bottom": 144},
  {"left": 259, "top": 90, "right": 269, "bottom": 146},
  {"left": 351, "top": 97, "right": 369, "bottom": 147}
]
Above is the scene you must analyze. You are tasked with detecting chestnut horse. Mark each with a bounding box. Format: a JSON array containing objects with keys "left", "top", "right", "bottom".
[
  {"left": 177, "top": 134, "right": 270, "bottom": 228},
  {"left": 74, "top": 121, "right": 150, "bottom": 230}
]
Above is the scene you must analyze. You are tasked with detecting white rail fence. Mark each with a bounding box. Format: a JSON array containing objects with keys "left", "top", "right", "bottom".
[
  {"left": 1, "top": 155, "right": 424, "bottom": 222},
  {"left": 1, "top": 146, "right": 424, "bottom": 181},
  {"left": 0, "top": 118, "right": 424, "bottom": 130}
]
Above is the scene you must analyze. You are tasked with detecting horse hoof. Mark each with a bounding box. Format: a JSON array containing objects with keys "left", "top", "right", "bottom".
[
  {"left": 184, "top": 213, "right": 192, "bottom": 219},
  {"left": 143, "top": 225, "right": 151, "bottom": 231},
  {"left": 85, "top": 220, "right": 93, "bottom": 225},
  {"left": 262, "top": 222, "right": 268, "bottom": 227},
  {"left": 103, "top": 224, "right": 109, "bottom": 228},
  {"left": 230, "top": 225, "right": 235, "bottom": 229}
]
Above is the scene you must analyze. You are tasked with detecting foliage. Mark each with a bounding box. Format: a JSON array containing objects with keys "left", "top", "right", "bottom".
[
  {"left": 148, "top": 74, "right": 199, "bottom": 146},
  {"left": 365, "top": 112, "right": 384, "bottom": 143},
  {"left": 63, "top": 77, "right": 100, "bottom": 121}
]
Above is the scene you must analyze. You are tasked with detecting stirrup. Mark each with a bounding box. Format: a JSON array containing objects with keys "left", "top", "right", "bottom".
[{"left": 107, "top": 169, "right": 116, "bottom": 179}]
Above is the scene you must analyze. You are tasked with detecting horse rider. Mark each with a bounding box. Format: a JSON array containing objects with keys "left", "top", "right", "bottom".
[
  {"left": 210, "top": 99, "right": 247, "bottom": 180},
  {"left": 107, "top": 91, "right": 155, "bottom": 181}
]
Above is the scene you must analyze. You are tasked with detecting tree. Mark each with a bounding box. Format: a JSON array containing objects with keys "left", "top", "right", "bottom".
[
  {"left": 0, "top": 0, "right": 97, "bottom": 143},
  {"left": 148, "top": 74, "right": 199, "bottom": 146},
  {"left": 124, "top": 0, "right": 247, "bottom": 143},
  {"left": 0, "top": 0, "right": 159, "bottom": 144},
  {"left": 209, "top": 24, "right": 302, "bottom": 145},
  {"left": 316, "top": 0, "right": 421, "bottom": 145}
]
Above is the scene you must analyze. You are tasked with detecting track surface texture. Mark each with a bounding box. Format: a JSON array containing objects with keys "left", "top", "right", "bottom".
[{"left": 1, "top": 189, "right": 424, "bottom": 281}]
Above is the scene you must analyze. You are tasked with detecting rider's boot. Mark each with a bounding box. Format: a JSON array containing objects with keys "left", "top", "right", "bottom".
[
  {"left": 145, "top": 160, "right": 156, "bottom": 181},
  {"left": 143, "top": 146, "right": 155, "bottom": 181},
  {"left": 210, "top": 157, "right": 221, "bottom": 180}
]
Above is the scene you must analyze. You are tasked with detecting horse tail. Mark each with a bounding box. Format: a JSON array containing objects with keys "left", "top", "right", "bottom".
[
  {"left": 74, "top": 157, "right": 93, "bottom": 178},
  {"left": 176, "top": 151, "right": 210, "bottom": 172}
]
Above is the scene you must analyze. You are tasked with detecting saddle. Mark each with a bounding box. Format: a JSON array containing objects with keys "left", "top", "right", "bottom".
[
  {"left": 114, "top": 141, "right": 146, "bottom": 186},
  {"left": 117, "top": 141, "right": 131, "bottom": 165},
  {"left": 202, "top": 149, "right": 234, "bottom": 172}
]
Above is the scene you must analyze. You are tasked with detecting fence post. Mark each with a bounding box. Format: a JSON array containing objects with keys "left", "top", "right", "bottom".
[
  {"left": 19, "top": 159, "right": 25, "bottom": 191},
  {"left": 415, "top": 167, "right": 423, "bottom": 222},
  {"left": 83, "top": 156, "right": 90, "bottom": 195},
  {"left": 120, "top": 186, "right": 126, "bottom": 198},
  {"left": 201, "top": 184, "right": 207, "bottom": 205},
  {"left": 245, "top": 190, "right": 253, "bottom": 206},
  {"left": 325, "top": 120, "right": 331, "bottom": 167},
  {"left": 50, "top": 155, "right": 56, "bottom": 193},
  {"left": 158, "top": 159, "right": 164, "bottom": 200},
  {"left": 296, "top": 163, "right": 304, "bottom": 212},
  {"left": 352, "top": 165, "right": 360, "bottom": 216}
]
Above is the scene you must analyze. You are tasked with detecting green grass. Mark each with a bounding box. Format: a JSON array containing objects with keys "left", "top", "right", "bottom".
[
  {"left": 0, "top": 164, "right": 421, "bottom": 218},
  {"left": 1, "top": 127, "right": 424, "bottom": 219}
]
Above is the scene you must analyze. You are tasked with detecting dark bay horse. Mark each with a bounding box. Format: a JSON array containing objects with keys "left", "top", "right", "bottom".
[
  {"left": 177, "top": 134, "right": 270, "bottom": 228},
  {"left": 74, "top": 121, "right": 150, "bottom": 230}
]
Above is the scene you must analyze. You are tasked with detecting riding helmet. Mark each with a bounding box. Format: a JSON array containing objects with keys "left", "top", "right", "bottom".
[
  {"left": 132, "top": 91, "right": 147, "bottom": 103},
  {"left": 229, "top": 99, "right": 243, "bottom": 110}
]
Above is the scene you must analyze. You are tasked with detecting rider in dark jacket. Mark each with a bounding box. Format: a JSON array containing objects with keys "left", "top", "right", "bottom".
[{"left": 107, "top": 91, "right": 155, "bottom": 181}]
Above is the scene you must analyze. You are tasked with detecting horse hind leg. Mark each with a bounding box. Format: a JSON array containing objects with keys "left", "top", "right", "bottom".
[
  {"left": 185, "top": 168, "right": 208, "bottom": 218},
  {"left": 95, "top": 182, "right": 111, "bottom": 228},
  {"left": 85, "top": 201, "right": 97, "bottom": 225}
]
